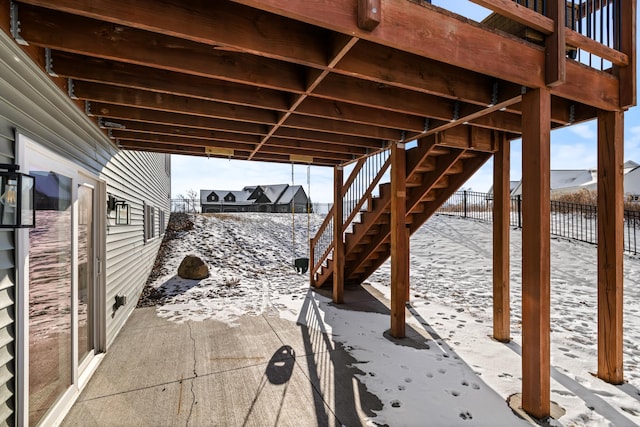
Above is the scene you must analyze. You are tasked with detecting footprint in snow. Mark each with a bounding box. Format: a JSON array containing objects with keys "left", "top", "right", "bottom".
[
  {"left": 390, "top": 400, "right": 401, "bottom": 408},
  {"left": 459, "top": 411, "right": 473, "bottom": 420}
]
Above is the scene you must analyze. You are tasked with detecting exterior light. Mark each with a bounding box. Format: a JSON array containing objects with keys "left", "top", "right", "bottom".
[
  {"left": 107, "top": 195, "right": 130, "bottom": 225},
  {"left": 0, "top": 163, "right": 35, "bottom": 228}
]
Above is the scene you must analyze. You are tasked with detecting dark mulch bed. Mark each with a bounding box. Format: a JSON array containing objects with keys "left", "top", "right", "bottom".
[{"left": 137, "top": 212, "right": 194, "bottom": 308}]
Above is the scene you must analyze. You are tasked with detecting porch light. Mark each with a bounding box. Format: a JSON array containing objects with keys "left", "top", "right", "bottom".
[
  {"left": 107, "top": 195, "right": 130, "bottom": 225},
  {"left": 0, "top": 163, "right": 35, "bottom": 228}
]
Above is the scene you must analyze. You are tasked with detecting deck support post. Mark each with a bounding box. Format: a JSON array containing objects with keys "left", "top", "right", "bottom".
[
  {"left": 406, "top": 225, "right": 410, "bottom": 303},
  {"left": 521, "top": 88, "right": 551, "bottom": 419},
  {"left": 492, "top": 132, "right": 510, "bottom": 342},
  {"left": 597, "top": 110, "right": 624, "bottom": 384},
  {"left": 333, "top": 165, "right": 344, "bottom": 304},
  {"left": 390, "top": 142, "right": 408, "bottom": 338}
]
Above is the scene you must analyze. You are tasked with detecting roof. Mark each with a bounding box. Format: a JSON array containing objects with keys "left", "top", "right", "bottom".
[
  {"left": 549, "top": 170, "right": 595, "bottom": 190},
  {"left": 275, "top": 185, "right": 304, "bottom": 204},
  {"left": 201, "top": 184, "right": 307, "bottom": 205}
]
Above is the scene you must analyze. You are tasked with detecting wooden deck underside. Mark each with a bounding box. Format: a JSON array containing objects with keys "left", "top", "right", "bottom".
[
  {"left": 1, "top": 0, "right": 630, "bottom": 166},
  {"left": 2, "top": 0, "right": 635, "bottom": 422}
]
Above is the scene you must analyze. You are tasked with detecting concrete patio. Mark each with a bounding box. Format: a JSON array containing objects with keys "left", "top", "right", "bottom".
[{"left": 62, "top": 285, "right": 429, "bottom": 426}]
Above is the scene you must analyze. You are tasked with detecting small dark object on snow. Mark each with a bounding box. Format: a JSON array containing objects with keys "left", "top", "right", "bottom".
[
  {"left": 178, "top": 255, "right": 209, "bottom": 279},
  {"left": 294, "top": 257, "right": 308, "bottom": 274}
]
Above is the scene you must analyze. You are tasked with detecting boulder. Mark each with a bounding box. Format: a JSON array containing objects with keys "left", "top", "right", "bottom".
[{"left": 177, "top": 255, "right": 209, "bottom": 279}]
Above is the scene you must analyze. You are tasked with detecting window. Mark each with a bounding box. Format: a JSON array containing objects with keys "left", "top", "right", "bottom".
[
  {"left": 144, "top": 203, "right": 156, "bottom": 242},
  {"left": 159, "top": 210, "right": 166, "bottom": 234}
]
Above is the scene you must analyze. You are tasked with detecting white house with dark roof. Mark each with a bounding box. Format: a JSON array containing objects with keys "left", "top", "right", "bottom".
[
  {"left": 510, "top": 160, "right": 640, "bottom": 199},
  {"left": 200, "top": 184, "right": 310, "bottom": 213}
]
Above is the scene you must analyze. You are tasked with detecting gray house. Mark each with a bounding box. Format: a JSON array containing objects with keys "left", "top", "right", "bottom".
[{"left": 201, "top": 184, "right": 310, "bottom": 213}]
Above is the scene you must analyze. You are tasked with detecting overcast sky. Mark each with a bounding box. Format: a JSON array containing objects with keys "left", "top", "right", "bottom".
[{"left": 171, "top": 2, "right": 640, "bottom": 203}]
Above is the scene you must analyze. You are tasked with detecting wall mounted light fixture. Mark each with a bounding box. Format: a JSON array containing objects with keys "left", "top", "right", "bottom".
[
  {"left": 107, "top": 195, "right": 130, "bottom": 225},
  {"left": 0, "top": 163, "right": 35, "bottom": 228}
]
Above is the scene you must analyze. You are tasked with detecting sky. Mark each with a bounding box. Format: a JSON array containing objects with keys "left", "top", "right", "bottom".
[{"left": 171, "top": 1, "right": 640, "bottom": 203}]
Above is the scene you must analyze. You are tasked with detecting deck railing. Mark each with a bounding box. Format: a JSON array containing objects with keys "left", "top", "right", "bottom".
[
  {"left": 309, "top": 148, "right": 391, "bottom": 285},
  {"left": 429, "top": 0, "right": 630, "bottom": 72}
]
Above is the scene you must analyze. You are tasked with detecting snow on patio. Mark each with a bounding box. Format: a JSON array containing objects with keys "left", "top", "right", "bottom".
[{"left": 141, "top": 212, "right": 640, "bottom": 426}]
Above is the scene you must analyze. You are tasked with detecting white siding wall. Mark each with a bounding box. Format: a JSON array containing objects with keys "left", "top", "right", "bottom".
[
  {"left": 0, "top": 28, "right": 170, "bottom": 423},
  {"left": 102, "top": 151, "right": 170, "bottom": 346},
  {"left": 0, "top": 119, "right": 15, "bottom": 426}
]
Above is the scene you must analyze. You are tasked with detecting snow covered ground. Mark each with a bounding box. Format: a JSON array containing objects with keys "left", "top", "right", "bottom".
[{"left": 144, "top": 212, "right": 640, "bottom": 426}]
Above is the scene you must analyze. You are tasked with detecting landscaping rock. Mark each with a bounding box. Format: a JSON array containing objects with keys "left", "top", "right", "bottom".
[{"left": 178, "top": 255, "right": 209, "bottom": 279}]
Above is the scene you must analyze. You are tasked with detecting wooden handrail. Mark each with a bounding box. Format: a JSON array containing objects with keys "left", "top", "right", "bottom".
[
  {"left": 309, "top": 204, "right": 335, "bottom": 279},
  {"left": 566, "top": 29, "right": 629, "bottom": 66},
  {"left": 341, "top": 157, "right": 367, "bottom": 198},
  {"left": 343, "top": 155, "right": 391, "bottom": 231},
  {"left": 473, "top": 0, "right": 630, "bottom": 67},
  {"left": 310, "top": 204, "right": 334, "bottom": 247}
]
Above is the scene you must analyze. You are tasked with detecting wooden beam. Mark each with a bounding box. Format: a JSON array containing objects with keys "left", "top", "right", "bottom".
[
  {"left": 545, "top": 0, "right": 566, "bottom": 87},
  {"left": 492, "top": 132, "right": 510, "bottom": 342},
  {"left": 91, "top": 103, "right": 268, "bottom": 135},
  {"left": 51, "top": 51, "right": 290, "bottom": 111},
  {"left": 521, "top": 87, "right": 551, "bottom": 419},
  {"left": 108, "top": 122, "right": 261, "bottom": 144},
  {"left": 390, "top": 142, "right": 408, "bottom": 338},
  {"left": 333, "top": 166, "right": 345, "bottom": 304},
  {"left": 17, "top": 4, "right": 307, "bottom": 92},
  {"left": 597, "top": 110, "right": 624, "bottom": 384},
  {"left": 74, "top": 81, "right": 276, "bottom": 124},
  {"left": 615, "top": 0, "right": 637, "bottom": 109},
  {"left": 230, "top": 0, "right": 619, "bottom": 110}
]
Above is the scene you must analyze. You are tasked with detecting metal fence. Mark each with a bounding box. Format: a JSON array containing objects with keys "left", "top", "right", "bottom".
[
  {"left": 170, "top": 198, "right": 200, "bottom": 213},
  {"left": 437, "top": 191, "right": 639, "bottom": 255}
]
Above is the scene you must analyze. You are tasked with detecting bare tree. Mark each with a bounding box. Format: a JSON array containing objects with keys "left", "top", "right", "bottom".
[{"left": 185, "top": 189, "right": 199, "bottom": 213}]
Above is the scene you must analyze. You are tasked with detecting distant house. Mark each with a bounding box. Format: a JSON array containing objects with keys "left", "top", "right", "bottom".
[
  {"left": 486, "top": 181, "right": 521, "bottom": 199},
  {"left": 200, "top": 184, "right": 311, "bottom": 213},
  {"left": 510, "top": 160, "right": 640, "bottom": 200}
]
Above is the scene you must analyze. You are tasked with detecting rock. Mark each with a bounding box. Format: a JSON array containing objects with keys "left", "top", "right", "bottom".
[{"left": 177, "top": 255, "right": 209, "bottom": 279}]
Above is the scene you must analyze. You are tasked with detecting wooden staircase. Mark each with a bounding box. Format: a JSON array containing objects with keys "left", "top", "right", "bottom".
[{"left": 310, "top": 139, "right": 492, "bottom": 288}]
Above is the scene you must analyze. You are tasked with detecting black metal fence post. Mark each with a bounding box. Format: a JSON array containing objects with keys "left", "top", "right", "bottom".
[
  {"left": 517, "top": 195, "right": 522, "bottom": 228},
  {"left": 463, "top": 190, "right": 468, "bottom": 218}
]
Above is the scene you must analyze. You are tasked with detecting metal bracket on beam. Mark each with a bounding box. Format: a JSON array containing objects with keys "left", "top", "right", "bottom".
[
  {"left": 85, "top": 101, "right": 93, "bottom": 116},
  {"left": 489, "top": 81, "right": 499, "bottom": 107},
  {"left": 45, "top": 48, "right": 57, "bottom": 77},
  {"left": 68, "top": 78, "right": 78, "bottom": 100},
  {"left": 10, "top": 1, "right": 28, "bottom": 46},
  {"left": 568, "top": 104, "right": 575, "bottom": 125},
  {"left": 400, "top": 130, "right": 406, "bottom": 142},
  {"left": 451, "top": 101, "right": 460, "bottom": 122},
  {"left": 107, "top": 129, "right": 113, "bottom": 139},
  {"left": 99, "top": 117, "right": 126, "bottom": 129},
  {"left": 423, "top": 118, "right": 430, "bottom": 133},
  {"left": 521, "top": 86, "right": 527, "bottom": 95}
]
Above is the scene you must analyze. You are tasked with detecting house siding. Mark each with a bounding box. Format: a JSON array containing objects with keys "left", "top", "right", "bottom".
[
  {"left": 0, "top": 118, "right": 15, "bottom": 426},
  {"left": 102, "top": 151, "right": 169, "bottom": 346},
  {"left": 0, "top": 29, "right": 170, "bottom": 423}
]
